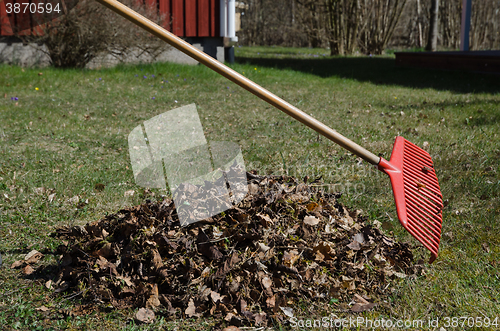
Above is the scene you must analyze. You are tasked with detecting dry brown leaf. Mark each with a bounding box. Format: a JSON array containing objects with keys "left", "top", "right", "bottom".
[
  {"left": 10, "top": 260, "right": 24, "bottom": 269},
  {"left": 144, "top": 240, "right": 156, "bottom": 247},
  {"left": 229, "top": 251, "right": 241, "bottom": 266},
  {"left": 255, "top": 312, "right": 267, "bottom": 325},
  {"left": 257, "top": 213, "right": 273, "bottom": 228},
  {"left": 372, "top": 253, "right": 387, "bottom": 266},
  {"left": 347, "top": 240, "right": 362, "bottom": 251},
  {"left": 341, "top": 276, "right": 355, "bottom": 290},
  {"left": 266, "top": 295, "right": 276, "bottom": 308},
  {"left": 48, "top": 193, "right": 56, "bottom": 202},
  {"left": 283, "top": 250, "right": 299, "bottom": 267},
  {"left": 261, "top": 276, "right": 272, "bottom": 289},
  {"left": 306, "top": 202, "right": 320, "bottom": 212},
  {"left": 22, "top": 265, "right": 35, "bottom": 275},
  {"left": 351, "top": 302, "right": 376, "bottom": 312},
  {"left": 228, "top": 280, "right": 240, "bottom": 294},
  {"left": 279, "top": 306, "right": 294, "bottom": 318},
  {"left": 353, "top": 294, "right": 369, "bottom": 304},
  {"left": 35, "top": 306, "right": 50, "bottom": 312},
  {"left": 393, "top": 271, "right": 406, "bottom": 278},
  {"left": 96, "top": 256, "right": 109, "bottom": 270},
  {"left": 314, "top": 251, "right": 325, "bottom": 262},
  {"left": 382, "top": 237, "right": 394, "bottom": 246},
  {"left": 116, "top": 275, "right": 134, "bottom": 287},
  {"left": 95, "top": 243, "right": 113, "bottom": 258},
  {"left": 185, "top": 298, "right": 202, "bottom": 318},
  {"left": 482, "top": 243, "right": 490, "bottom": 253},
  {"left": 222, "top": 327, "right": 241, "bottom": 331},
  {"left": 25, "top": 250, "right": 44, "bottom": 264},
  {"left": 304, "top": 215, "right": 320, "bottom": 226},
  {"left": 239, "top": 298, "right": 248, "bottom": 312},
  {"left": 135, "top": 307, "right": 155, "bottom": 324},
  {"left": 247, "top": 183, "right": 260, "bottom": 195},
  {"left": 146, "top": 284, "right": 161, "bottom": 309},
  {"left": 257, "top": 242, "right": 270, "bottom": 253},
  {"left": 313, "top": 241, "right": 336, "bottom": 260},
  {"left": 416, "top": 180, "right": 426, "bottom": 190},
  {"left": 197, "top": 231, "right": 223, "bottom": 260},
  {"left": 210, "top": 291, "right": 222, "bottom": 303},
  {"left": 152, "top": 249, "right": 162, "bottom": 270},
  {"left": 353, "top": 233, "right": 365, "bottom": 244},
  {"left": 201, "top": 267, "right": 211, "bottom": 278}
]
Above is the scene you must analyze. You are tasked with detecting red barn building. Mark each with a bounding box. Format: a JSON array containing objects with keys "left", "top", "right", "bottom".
[{"left": 0, "top": 0, "right": 239, "bottom": 63}]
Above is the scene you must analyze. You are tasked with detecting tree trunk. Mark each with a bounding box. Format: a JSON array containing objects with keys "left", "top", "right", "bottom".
[
  {"left": 426, "top": 0, "right": 439, "bottom": 51},
  {"left": 416, "top": 0, "right": 422, "bottom": 47}
]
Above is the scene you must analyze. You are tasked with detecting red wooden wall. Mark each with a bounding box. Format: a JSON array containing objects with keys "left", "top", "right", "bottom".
[
  {"left": 1, "top": 1, "right": 13, "bottom": 36},
  {"left": 159, "top": 0, "right": 219, "bottom": 37},
  {"left": 1, "top": 0, "right": 220, "bottom": 38}
]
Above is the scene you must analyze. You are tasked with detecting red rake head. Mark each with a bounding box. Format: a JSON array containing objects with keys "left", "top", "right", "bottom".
[{"left": 378, "top": 136, "right": 443, "bottom": 263}]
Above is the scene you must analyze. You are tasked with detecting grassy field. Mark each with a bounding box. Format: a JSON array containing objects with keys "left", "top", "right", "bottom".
[{"left": 0, "top": 45, "right": 499, "bottom": 330}]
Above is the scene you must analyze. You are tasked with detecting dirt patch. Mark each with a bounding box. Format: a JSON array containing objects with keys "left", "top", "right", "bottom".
[{"left": 38, "top": 171, "right": 422, "bottom": 327}]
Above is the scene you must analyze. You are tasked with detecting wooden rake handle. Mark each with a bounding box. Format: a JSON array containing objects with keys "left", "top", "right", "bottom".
[{"left": 95, "top": 0, "right": 381, "bottom": 165}]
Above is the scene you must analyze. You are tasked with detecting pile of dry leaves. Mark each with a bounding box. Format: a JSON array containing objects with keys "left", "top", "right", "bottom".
[{"left": 23, "top": 172, "right": 422, "bottom": 326}]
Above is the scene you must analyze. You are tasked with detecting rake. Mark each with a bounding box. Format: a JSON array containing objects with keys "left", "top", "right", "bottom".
[{"left": 94, "top": 0, "right": 443, "bottom": 263}]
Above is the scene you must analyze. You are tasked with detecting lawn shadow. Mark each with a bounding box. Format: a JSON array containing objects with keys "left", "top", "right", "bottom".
[
  {"left": 467, "top": 113, "right": 500, "bottom": 126},
  {"left": 417, "top": 99, "right": 500, "bottom": 126},
  {"left": 235, "top": 56, "right": 500, "bottom": 95}
]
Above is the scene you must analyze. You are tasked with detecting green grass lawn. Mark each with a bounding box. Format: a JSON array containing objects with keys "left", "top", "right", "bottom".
[{"left": 0, "top": 46, "right": 499, "bottom": 330}]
